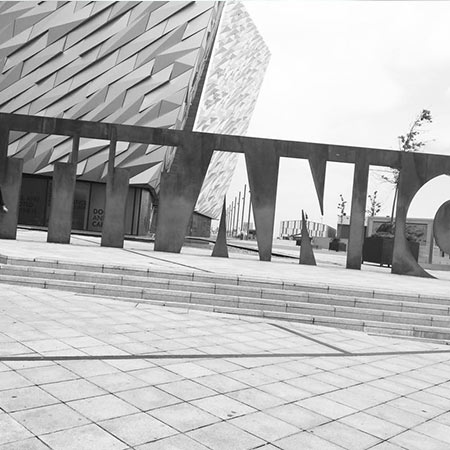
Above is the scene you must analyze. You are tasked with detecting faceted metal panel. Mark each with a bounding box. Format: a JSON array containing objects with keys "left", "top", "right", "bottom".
[
  {"left": 0, "top": 1, "right": 269, "bottom": 220},
  {"left": 0, "top": 1, "right": 220, "bottom": 183},
  {"left": 194, "top": 2, "right": 271, "bottom": 219}
]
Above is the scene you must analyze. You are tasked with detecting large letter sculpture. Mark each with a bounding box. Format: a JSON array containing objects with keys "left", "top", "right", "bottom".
[
  {"left": 245, "top": 145, "right": 279, "bottom": 262},
  {"left": 3, "top": 112, "right": 450, "bottom": 278},
  {"left": 434, "top": 200, "right": 450, "bottom": 256},
  {"left": 155, "top": 136, "right": 214, "bottom": 253}
]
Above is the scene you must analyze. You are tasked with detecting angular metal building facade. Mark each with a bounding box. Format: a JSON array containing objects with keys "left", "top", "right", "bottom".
[
  {"left": 0, "top": 1, "right": 270, "bottom": 235},
  {"left": 194, "top": 2, "right": 271, "bottom": 220}
]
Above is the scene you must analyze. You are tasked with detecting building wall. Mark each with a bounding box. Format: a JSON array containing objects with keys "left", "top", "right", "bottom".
[
  {"left": 367, "top": 216, "right": 434, "bottom": 264},
  {"left": 137, "top": 190, "right": 152, "bottom": 236},
  {"left": 19, "top": 175, "right": 146, "bottom": 235},
  {"left": 0, "top": 1, "right": 222, "bottom": 185},
  {"left": 18, "top": 176, "right": 50, "bottom": 226},
  {"left": 193, "top": 2, "right": 271, "bottom": 219},
  {"left": 188, "top": 212, "right": 211, "bottom": 238},
  {"left": 0, "top": 1, "right": 269, "bottom": 233},
  {"left": 279, "top": 219, "right": 336, "bottom": 239}
]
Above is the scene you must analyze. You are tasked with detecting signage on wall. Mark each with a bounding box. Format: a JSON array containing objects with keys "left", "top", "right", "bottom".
[{"left": 91, "top": 208, "right": 104, "bottom": 229}]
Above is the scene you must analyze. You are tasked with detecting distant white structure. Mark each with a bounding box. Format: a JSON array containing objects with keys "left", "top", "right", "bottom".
[{"left": 279, "top": 219, "right": 336, "bottom": 239}]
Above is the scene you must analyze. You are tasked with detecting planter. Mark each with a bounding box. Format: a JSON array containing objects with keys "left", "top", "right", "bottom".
[
  {"left": 363, "top": 236, "right": 419, "bottom": 267},
  {"left": 329, "top": 239, "right": 346, "bottom": 252}
]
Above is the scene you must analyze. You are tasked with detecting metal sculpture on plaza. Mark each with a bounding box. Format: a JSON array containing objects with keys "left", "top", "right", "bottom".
[
  {"left": 1, "top": 112, "right": 450, "bottom": 278},
  {"left": 299, "top": 210, "right": 316, "bottom": 266},
  {"left": 433, "top": 200, "right": 450, "bottom": 256},
  {"left": 211, "top": 199, "right": 229, "bottom": 258}
]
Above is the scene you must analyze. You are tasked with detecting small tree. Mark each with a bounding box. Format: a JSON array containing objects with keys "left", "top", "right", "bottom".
[
  {"left": 367, "top": 190, "right": 381, "bottom": 217},
  {"left": 337, "top": 194, "right": 347, "bottom": 216},
  {"left": 383, "top": 109, "right": 432, "bottom": 223}
]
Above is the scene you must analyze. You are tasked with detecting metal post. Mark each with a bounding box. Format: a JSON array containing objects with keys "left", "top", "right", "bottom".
[
  {"left": 225, "top": 206, "right": 228, "bottom": 236},
  {"left": 47, "top": 132, "right": 80, "bottom": 244},
  {"left": 0, "top": 122, "right": 8, "bottom": 178},
  {"left": 241, "top": 184, "right": 246, "bottom": 235},
  {"left": 101, "top": 125, "right": 129, "bottom": 248},
  {"left": 246, "top": 193, "right": 252, "bottom": 239},
  {"left": 70, "top": 133, "right": 80, "bottom": 165},
  {"left": 230, "top": 202, "right": 233, "bottom": 236},
  {"left": 346, "top": 152, "right": 369, "bottom": 270},
  {"left": 428, "top": 234, "right": 434, "bottom": 264},
  {"left": 0, "top": 122, "right": 23, "bottom": 240},
  {"left": 108, "top": 126, "right": 117, "bottom": 183},
  {"left": 236, "top": 192, "right": 241, "bottom": 235},
  {"left": 231, "top": 197, "right": 237, "bottom": 237}
]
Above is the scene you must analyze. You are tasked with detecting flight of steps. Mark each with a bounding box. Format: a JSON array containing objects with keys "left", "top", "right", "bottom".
[{"left": 1, "top": 255, "right": 450, "bottom": 342}]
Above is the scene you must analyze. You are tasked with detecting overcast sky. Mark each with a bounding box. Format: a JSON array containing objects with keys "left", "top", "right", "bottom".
[{"left": 227, "top": 1, "right": 450, "bottom": 233}]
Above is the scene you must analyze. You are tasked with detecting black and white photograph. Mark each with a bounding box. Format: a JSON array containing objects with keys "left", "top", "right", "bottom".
[{"left": 1, "top": 1, "right": 450, "bottom": 449}]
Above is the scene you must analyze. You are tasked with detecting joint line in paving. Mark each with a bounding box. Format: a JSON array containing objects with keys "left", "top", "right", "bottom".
[
  {"left": 269, "top": 322, "right": 352, "bottom": 354},
  {"left": 70, "top": 235, "right": 102, "bottom": 245},
  {"left": 123, "top": 248, "right": 212, "bottom": 273},
  {"left": 3, "top": 347, "right": 450, "bottom": 362}
]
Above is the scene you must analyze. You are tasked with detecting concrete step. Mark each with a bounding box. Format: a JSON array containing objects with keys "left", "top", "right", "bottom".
[
  {"left": 2, "top": 255, "right": 450, "bottom": 305},
  {"left": 2, "top": 272, "right": 450, "bottom": 341},
  {"left": 97, "top": 296, "right": 450, "bottom": 342},
  {"left": 1, "top": 263, "right": 450, "bottom": 320},
  {"left": 4, "top": 273, "right": 449, "bottom": 341}
]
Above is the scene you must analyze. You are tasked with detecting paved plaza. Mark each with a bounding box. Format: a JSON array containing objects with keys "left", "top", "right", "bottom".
[{"left": 1, "top": 230, "right": 450, "bottom": 449}]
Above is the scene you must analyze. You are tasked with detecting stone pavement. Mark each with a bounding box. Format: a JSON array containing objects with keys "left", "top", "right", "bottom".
[{"left": 1, "top": 229, "right": 450, "bottom": 449}]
